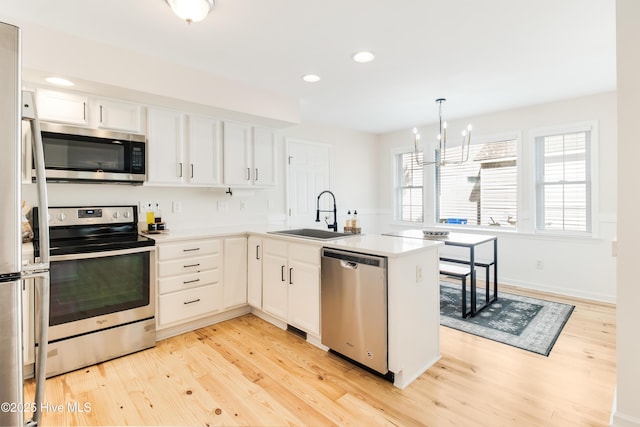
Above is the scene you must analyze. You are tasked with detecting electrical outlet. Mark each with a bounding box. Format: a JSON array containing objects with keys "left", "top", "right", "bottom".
[
  {"left": 240, "top": 200, "right": 247, "bottom": 210},
  {"left": 535, "top": 260, "right": 544, "bottom": 270},
  {"left": 172, "top": 201, "right": 182, "bottom": 213},
  {"left": 416, "top": 265, "right": 423, "bottom": 282}
]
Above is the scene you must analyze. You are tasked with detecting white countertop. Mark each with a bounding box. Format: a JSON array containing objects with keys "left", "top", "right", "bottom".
[{"left": 145, "top": 227, "right": 442, "bottom": 257}]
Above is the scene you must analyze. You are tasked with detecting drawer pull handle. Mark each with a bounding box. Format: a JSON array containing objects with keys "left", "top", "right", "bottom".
[
  {"left": 183, "top": 298, "right": 201, "bottom": 305},
  {"left": 183, "top": 248, "right": 200, "bottom": 252},
  {"left": 184, "top": 263, "right": 200, "bottom": 268},
  {"left": 183, "top": 278, "right": 201, "bottom": 284}
]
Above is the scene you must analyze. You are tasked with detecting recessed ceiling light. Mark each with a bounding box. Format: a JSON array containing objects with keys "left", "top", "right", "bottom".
[
  {"left": 45, "top": 76, "right": 74, "bottom": 87},
  {"left": 352, "top": 51, "right": 375, "bottom": 63},
  {"left": 302, "top": 74, "right": 321, "bottom": 83}
]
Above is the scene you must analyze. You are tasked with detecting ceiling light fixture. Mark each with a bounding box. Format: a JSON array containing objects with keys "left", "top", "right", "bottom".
[
  {"left": 302, "top": 74, "right": 321, "bottom": 83},
  {"left": 45, "top": 77, "right": 74, "bottom": 87},
  {"left": 352, "top": 51, "right": 375, "bottom": 63},
  {"left": 413, "top": 98, "right": 472, "bottom": 166},
  {"left": 166, "top": 0, "right": 214, "bottom": 24}
]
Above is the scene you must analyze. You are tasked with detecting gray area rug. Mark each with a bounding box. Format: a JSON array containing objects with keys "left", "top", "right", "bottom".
[{"left": 440, "top": 282, "right": 574, "bottom": 356}]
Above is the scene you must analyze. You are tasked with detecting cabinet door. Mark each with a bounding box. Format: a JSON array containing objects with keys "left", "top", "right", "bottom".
[
  {"left": 287, "top": 244, "right": 321, "bottom": 336},
  {"left": 247, "top": 236, "right": 263, "bottom": 308},
  {"left": 96, "top": 98, "right": 142, "bottom": 133},
  {"left": 252, "top": 126, "right": 276, "bottom": 186},
  {"left": 187, "top": 115, "right": 222, "bottom": 185},
  {"left": 262, "top": 240, "right": 288, "bottom": 321},
  {"left": 223, "top": 237, "right": 248, "bottom": 309},
  {"left": 147, "top": 108, "right": 184, "bottom": 184},
  {"left": 223, "top": 121, "right": 251, "bottom": 186},
  {"left": 36, "top": 89, "right": 88, "bottom": 125}
]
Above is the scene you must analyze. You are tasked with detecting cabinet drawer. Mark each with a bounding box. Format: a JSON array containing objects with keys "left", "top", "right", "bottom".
[
  {"left": 158, "top": 269, "right": 220, "bottom": 295},
  {"left": 158, "top": 253, "right": 221, "bottom": 277},
  {"left": 289, "top": 243, "right": 320, "bottom": 264},
  {"left": 158, "top": 283, "right": 222, "bottom": 326},
  {"left": 158, "top": 239, "right": 221, "bottom": 261}
]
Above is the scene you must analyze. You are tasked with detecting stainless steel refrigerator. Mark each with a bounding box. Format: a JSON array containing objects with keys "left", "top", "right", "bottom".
[{"left": 1, "top": 21, "right": 50, "bottom": 427}]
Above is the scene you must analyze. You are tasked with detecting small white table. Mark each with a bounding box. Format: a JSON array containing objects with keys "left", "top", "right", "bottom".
[{"left": 383, "top": 229, "right": 498, "bottom": 316}]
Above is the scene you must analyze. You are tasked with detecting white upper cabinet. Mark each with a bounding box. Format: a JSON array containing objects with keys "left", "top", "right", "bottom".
[
  {"left": 36, "top": 88, "right": 89, "bottom": 126},
  {"left": 223, "top": 121, "right": 276, "bottom": 187},
  {"left": 252, "top": 126, "right": 276, "bottom": 186},
  {"left": 186, "top": 114, "right": 222, "bottom": 186},
  {"left": 36, "top": 89, "right": 143, "bottom": 133},
  {"left": 223, "top": 121, "right": 251, "bottom": 186},
  {"left": 147, "top": 107, "right": 184, "bottom": 185},
  {"left": 95, "top": 98, "right": 142, "bottom": 133},
  {"left": 147, "top": 108, "right": 222, "bottom": 186}
]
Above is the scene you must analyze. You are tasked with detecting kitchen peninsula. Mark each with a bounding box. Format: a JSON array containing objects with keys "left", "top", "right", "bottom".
[{"left": 150, "top": 229, "right": 443, "bottom": 389}]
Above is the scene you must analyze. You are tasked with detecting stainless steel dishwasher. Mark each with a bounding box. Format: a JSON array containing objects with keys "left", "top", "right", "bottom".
[{"left": 321, "top": 248, "right": 388, "bottom": 375}]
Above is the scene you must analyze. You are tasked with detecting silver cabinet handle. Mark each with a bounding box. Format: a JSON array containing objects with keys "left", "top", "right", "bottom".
[
  {"left": 184, "top": 263, "right": 200, "bottom": 268},
  {"left": 183, "top": 278, "right": 200, "bottom": 284},
  {"left": 99, "top": 105, "right": 103, "bottom": 123},
  {"left": 289, "top": 267, "right": 293, "bottom": 285},
  {"left": 255, "top": 168, "right": 259, "bottom": 181},
  {"left": 191, "top": 164, "right": 194, "bottom": 178},
  {"left": 256, "top": 245, "right": 260, "bottom": 260},
  {"left": 247, "top": 167, "right": 251, "bottom": 180},
  {"left": 183, "top": 248, "right": 200, "bottom": 252},
  {"left": 183, "top": 298, "right": 201, "bottom": 305},
  {"left": 281, "top": 265, "right": 285, "bottom": 282},
  {"left": 178, "top": 162, "right": 183, "bottom": 178}
]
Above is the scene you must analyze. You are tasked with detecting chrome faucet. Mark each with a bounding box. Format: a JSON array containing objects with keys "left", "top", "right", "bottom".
[{"left": 315, "top": 190, "right": 338, "bottom": 232}]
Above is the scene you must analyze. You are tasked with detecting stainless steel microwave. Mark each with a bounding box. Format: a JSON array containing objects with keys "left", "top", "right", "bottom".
[{"left": 32, "top": 122, "right": 146, "bottom": 184}]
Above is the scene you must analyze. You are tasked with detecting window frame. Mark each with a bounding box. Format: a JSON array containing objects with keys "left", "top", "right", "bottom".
[
  {"left": 393, "top": 148, "right": 425, "bottom": 224},
  {"left": 531, "top": 121, "right": 599, "bottom": 237}
]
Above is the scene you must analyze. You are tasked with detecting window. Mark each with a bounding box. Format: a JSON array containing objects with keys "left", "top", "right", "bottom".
[
  {"left": 535, "top": 129, "right": 591, "bottom": 233},
  {"left": 437, "top": 139, "right": 517, "bottom": 227},
  {"left": 395, "top": 151, "right": 423, "bottom": 222}
]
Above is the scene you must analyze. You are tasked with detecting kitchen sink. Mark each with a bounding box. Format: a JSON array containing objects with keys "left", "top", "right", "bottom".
[{"left": 268, "top": 228, "right": 355, "bottom": 240}]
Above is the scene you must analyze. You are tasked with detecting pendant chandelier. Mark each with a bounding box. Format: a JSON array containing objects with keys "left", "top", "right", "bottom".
[
  {"left": 166, "top": 0, "right": 214, "bottom": 23},
  {"left": 413, "top": 98, "right": 472, "bottom": 166}
]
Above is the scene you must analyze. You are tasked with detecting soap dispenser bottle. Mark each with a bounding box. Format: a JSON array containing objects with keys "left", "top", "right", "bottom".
[
  {"left": 352, "top": 210, "right": 361, "bottom": 234},
  {"left": 344, "top": 210, "right": 352, "bottom": 233}
]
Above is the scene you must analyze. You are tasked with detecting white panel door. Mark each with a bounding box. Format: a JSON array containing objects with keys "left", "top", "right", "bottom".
[
  {"left": 147, "top": 107, "right": 184, "bottom": 184},
  {"left": 286, "top": 140, "right": 330, "bottom": 229}
]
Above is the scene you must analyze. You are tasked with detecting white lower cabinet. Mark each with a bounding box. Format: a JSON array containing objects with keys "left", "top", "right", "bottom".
[
  {"left": 262, "top": 238, "right": 321, "bottom": 336},
  {"left": 156, "top": 238, "right": 223, "bottom": 328},
  {"left": 223, "top": 237, "right": 248, "bottom": 309},
  {"left": 247, "top": 236, "right": 263, "bottom": 308}
]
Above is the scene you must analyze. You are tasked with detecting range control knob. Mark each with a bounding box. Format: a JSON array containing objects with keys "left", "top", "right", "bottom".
[
  {"left": 57, "top": 212, "right": 67, "bottom": 221},
  {"left": 123, "top": 211, "right": 131, "bottom": 219},
  {"left": 113, "top": 211, "right": 122, "bottom": 219}
]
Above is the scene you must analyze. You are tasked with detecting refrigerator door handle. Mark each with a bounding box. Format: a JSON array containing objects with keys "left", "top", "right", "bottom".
[{"left": 22, "top": 90, "right": 49, "bottom": 268}]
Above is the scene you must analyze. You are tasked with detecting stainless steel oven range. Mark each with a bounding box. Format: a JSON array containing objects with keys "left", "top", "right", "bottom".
[{"left": 31, "top": 205, "right": 156, "bottom": 378}]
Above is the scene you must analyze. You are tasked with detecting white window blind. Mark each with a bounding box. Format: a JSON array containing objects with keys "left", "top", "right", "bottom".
[
  {"left": 396, "top": 151, "right": 423, "bottom": 222},
  {"left": 535, "top": 131, "right": 591, "bottom": 232},
  {"left": 437, "top": 139, "right": 517, "bottom": 227}
]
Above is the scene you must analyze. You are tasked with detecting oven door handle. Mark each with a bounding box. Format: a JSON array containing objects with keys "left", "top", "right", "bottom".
[{"left": 49, "top": 245, "right": 155, "bottom": 261}]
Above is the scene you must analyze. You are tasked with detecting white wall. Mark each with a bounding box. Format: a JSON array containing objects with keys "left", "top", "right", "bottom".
[
  {"left": 276, "top": 122, "right": 380, "bottom": 231},
  {"left": 378, "top": 92, "right": 617, "bottom": 302},
  {"left": 614, "top": 0, "right": 640, "bottom": 425}
]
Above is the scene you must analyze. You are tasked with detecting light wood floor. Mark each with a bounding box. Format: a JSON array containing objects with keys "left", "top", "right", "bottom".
[{"left": 25, "top": 285, "right": 616, "bottom": 426}]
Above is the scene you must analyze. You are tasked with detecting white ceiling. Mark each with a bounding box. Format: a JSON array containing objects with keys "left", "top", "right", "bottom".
[{"left": 2, "top": 0, "right": 617, "bottom": 134}]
